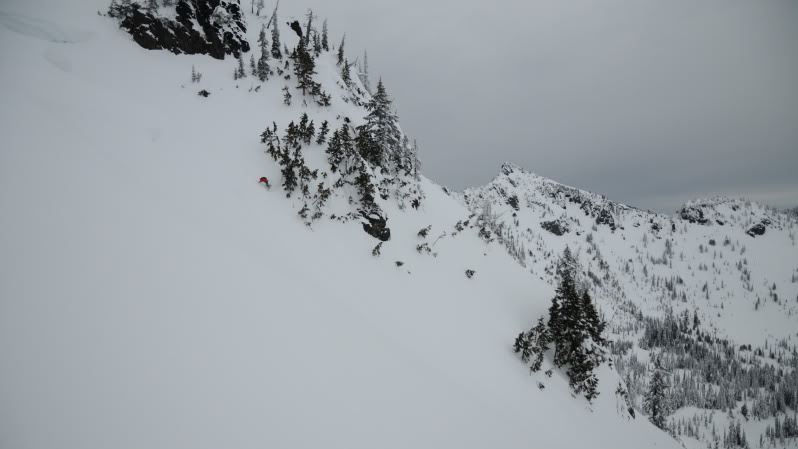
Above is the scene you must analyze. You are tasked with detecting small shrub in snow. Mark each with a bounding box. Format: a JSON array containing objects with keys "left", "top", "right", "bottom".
[
  {"left": 191, "top": 65, "right": 202, "bottom": 83},
  {"left": 418, "top": 225, "right": 431, "bottom": 238}
]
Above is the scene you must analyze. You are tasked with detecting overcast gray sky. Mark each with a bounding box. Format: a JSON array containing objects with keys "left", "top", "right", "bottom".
[{"left": 284, "top": 0, "right": 798, "bottom": 212}]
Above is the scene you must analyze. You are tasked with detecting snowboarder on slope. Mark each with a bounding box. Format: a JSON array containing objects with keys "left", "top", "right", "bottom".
[{"left": 259, "top": 177, "right": 271, "bottom": 190}]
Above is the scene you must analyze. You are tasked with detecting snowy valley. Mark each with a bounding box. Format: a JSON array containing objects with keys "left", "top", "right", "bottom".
[{"left": 0, "top": 1, "right": 796, "bottom": 449}]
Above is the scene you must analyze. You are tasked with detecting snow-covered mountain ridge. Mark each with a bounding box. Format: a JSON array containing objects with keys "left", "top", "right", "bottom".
[
  {"left": 460, "top": 162, "right": 798, "bottom": 448},
  {"left": 0, "top": 1, "right": 795, "bottom": 448}
]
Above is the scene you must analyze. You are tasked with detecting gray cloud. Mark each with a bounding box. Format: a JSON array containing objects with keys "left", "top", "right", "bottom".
[{"left": 287, "top": 0, "right": 798, "bottom": 212}]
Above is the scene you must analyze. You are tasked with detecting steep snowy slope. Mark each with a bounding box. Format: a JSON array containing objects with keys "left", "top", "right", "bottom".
[
  {"left": 462, "top": 163, "right": 798, "bottom": 343},
  {"left": 0, "top": 1, "right": 679, "bottom": 449},
  {"left": 460, "top": 163, "right": 798, "bottom": 448}
]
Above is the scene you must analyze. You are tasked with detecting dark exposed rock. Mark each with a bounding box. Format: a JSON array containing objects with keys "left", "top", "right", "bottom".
[
  {"left": 581, "top": 200, "right": 616, "bottom": 231},
  {"left": 197, "top": 89, "right": 210, "bottom": 97},
  {"left": 465, "top": 269, "right": 475, "bottom": 279},
  {"left": 289, "top": 20, "right": 303, "bottom": 38},
  {"left": 117, "top": 0, "right": 249, "bottom": 60},
  {"left": 507, "top": 195, "right": 519, "bottom": 211},
  {"left": 361, "top": 210, "right": 391, "bottom": 241},
  {"left": 541, "top": 220, "right": 570, "bottom": 236},
  {"left": 746, "top": 218, "right": 772, "bottom": 237},
  {"left": 746, "top": 223, "right": 766, "bottom": 237},
  {"left": 679, "top": 206, "right": 709, "bottom": 225}
]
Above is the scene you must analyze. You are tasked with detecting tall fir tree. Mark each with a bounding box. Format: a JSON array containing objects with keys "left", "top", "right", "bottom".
[
  {"left": 293, "top": 39, "right": 317, "bottom": 96},
  {"left": 644, "top": 356, "right": 670, "bottom": 430},
  {"left": 358, "top": 79, "right": 401, "bottom": 171},
  {"left": 340, "top": 59, "right": 352, "bottom": 86},
  {"left": 270, "top": 13, "right": 282, "bottom": 59},
  {"left": 321, "top": 19, "right": 329, "bottom": 52},
  {"left": 337, "top": 34, "right": 345, "bottom": 66},
  {"left": 581, "top": 290, "right": 605, "bottom": 344},
  {"left": 411, "top": 139, "right": 421, "bottom": 181},
  {"left": 546, "top": 246, "right": 605, "bottom": 401},
  {"left": 235, "top": 55, "right": 246, "bottom": 79},
  {"left": 548, "top": 247, "right": 580, "bottom": 367},
  {"left": 257, "top": 23, "right": 268, "bottom": 49},
  {"left": 355, "top": 126, "right": 380, "bottom": 167},
  {"left": 304, "top": 9, "right": 315, "bottom": 47},
  {"left": 360, "top": 50, "right": 371, "bottom": 93}
]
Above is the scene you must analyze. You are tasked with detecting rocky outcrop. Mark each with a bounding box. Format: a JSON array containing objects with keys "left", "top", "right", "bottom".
[
  {"left": 115, "top": 0, "right": 249, "bottom": 60},
  {"left": 541, "top": 220, "right": 570, "bottom": 236},
  {"left": 746, "top": 223, "right": 766, "bottom": 237},
  {"left": 361, "top": 210, "right": 391, "bottom": 241},
  {"left": 581, "top": 200, "right": 616, "bottom": 231},
  {"left": 679, "top": 206, "right": 709, "bottom": 225},
  {"left": 746, "top": 218, "right": 771, "bottom": 237}
]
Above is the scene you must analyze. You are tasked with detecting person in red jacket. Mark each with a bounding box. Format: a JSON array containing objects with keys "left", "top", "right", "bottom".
[{"left": 259, "top": 177, "right": 271, "bottom": 189}]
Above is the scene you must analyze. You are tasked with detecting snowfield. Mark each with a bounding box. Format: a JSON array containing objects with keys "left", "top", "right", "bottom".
[{"left": 0, "top": 1, "right": 682, "bottom": 448}]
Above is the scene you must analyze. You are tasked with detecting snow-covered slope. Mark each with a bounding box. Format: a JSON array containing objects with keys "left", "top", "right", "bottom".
[
  {"left": 460, "top": 163, "right": 798, "bottom": 448},
  {"left": 0, "top": 1, "right": 680, "bottom": 449},
  {"left": 462, "top": 163, "right": 798, "bottom": 343}
]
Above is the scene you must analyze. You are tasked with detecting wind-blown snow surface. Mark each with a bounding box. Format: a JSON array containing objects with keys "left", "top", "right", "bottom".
[{"left": 0, "top": 2, "right": 677, "bottom": 449}]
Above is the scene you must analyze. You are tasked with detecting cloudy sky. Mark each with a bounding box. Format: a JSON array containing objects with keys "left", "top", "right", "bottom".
[{"left": 285, "top": 0, "right": 798, "bottom": 212}]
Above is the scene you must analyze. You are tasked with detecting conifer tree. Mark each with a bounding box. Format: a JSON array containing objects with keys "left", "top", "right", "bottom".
[
  {"left": 316, "top": 120, "right": 329, "bottom": 145},
  {"left": 257, "top": 23, "right": 268, "bottom": 49},
  {"left": 282, "top": 86, "right": 292, "bottom": 105},
  {"left": 359, "top": 79, "right": 401, "bottom": 170},
  {"left": 293, "top": 39, "right": 318, "bottom": 96},
  {"left": 321, "top": 19, "right": 329, "bottom": 52},
  {"left": 304, "top": 9, "right": 315, "bottom": 47},
  {"left": 411, "top": 139, "right": 421, "bottom": 181},
  {"left": 581, "top": 290, "right": 605, "bottom": 344},
  {"left": 235, "top": 55, "right": 246, "bottom": 79},
  {"left": 354, "top": 163, "right": 376, "bottom": 209},
  {"left": 644, "top": 356, "right": 670, "bottom": 430},
  {"left": 359, "top": 50, "right": 371, "bottom": 93},
  {"left": 525, "top": 317, "right": 550, "bottom": 372},
  {"left": 326, "top": 129, "right": 343, "bottom": 172},
  {"left": 545, "top": 247, "right": 605, "bottom": 401},
  {"left": 355, "top": 126, "right": 380, "bottom": 167},
  {"left": 337, "top": 34, "right": 345, "bottom": 66},
  {"left": 313, "top": 33, "right": 321, "bottom": 56},
  {"left": 340, "top": 59, "right": 352, "bottom": 86},
  {"left": 270, "top": 12, "right": 282, "bottom": 59},
  {"left": 257, "top": 48, "right": 270, "bottom": 81},
  {"left": 250, "top": 54, "right": 256, "bottom": 76},
  {"left": 548, "top": 248, "right": 580, "bottom": 367}
]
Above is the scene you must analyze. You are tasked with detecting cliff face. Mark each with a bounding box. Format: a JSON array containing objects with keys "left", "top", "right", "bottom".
[{"left": 118, "top": 0, "right": 249, "bottom": 59}]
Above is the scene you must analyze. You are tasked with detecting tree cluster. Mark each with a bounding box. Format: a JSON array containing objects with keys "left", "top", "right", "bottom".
[
  {"left": 514, "top": 247, "right": 607, "bottom": 402},
  {"left": 547, "top": 247, "right": 607, "bottom": 401}
]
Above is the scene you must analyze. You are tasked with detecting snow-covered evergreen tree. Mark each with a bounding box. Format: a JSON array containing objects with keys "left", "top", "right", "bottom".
[
  {"left": 358, "top": 79, "right": 401, "bottom": 172},
  {"left": 270, "top": 9, "right": 282, "bottom": 59},
  {"left": 321, "top": 19, "right": 329, "bottom": 52},
  {"left": 337, "top": 34, "right": 345, "bottom": 66},
  {"left": 644, "top": 356, "right": 669, "bottom": 430},
  {"left": 359, "top": 50, "right": 371, "bottom": 93}
]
